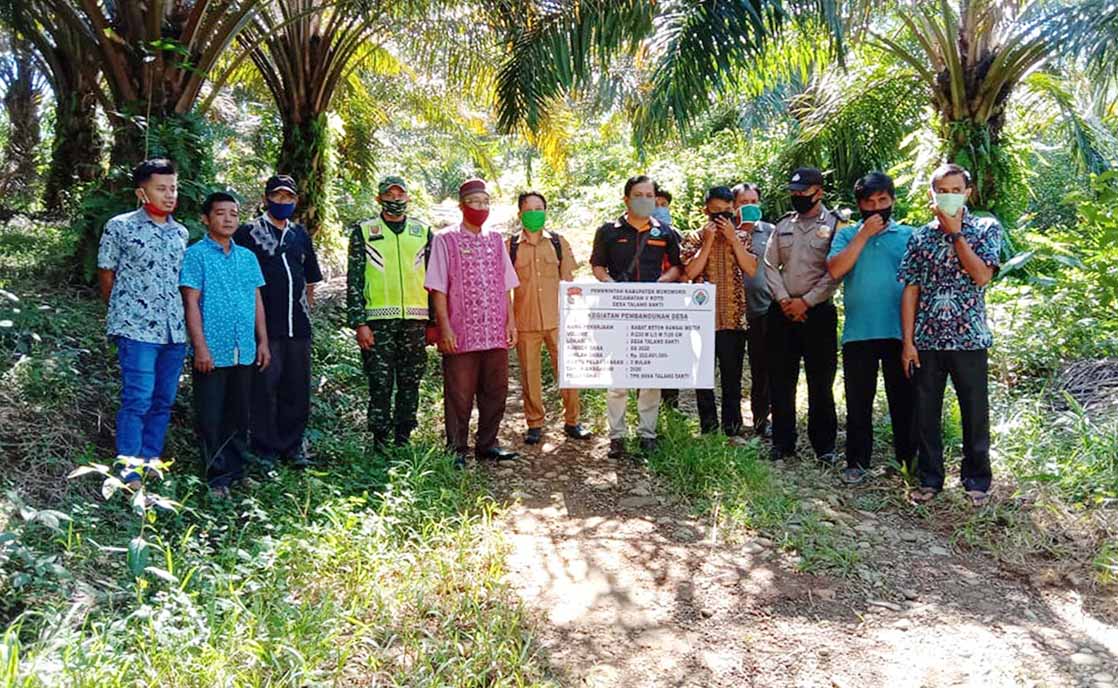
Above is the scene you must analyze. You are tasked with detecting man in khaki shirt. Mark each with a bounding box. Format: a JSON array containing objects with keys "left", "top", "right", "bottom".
[
  {"left": 763, "top": 167, "right": 844, "bottom": 464},
  {"left": 508, "top": 191, "right": 592, "bottom": 445}
]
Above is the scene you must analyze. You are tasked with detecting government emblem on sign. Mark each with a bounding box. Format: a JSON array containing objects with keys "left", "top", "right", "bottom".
[
  {"left": 694, "top": 289, "right": 709, "bottom": 306},
  {"left": 566, "top": 285, "right": 583, "bottom": 304}
]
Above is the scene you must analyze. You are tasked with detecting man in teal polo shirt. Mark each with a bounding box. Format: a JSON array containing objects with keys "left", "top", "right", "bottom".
[
  {"left": 826, "top": 172, "right": 915, "bottom": 485},
  {"left": 181, "top": 192, "right": 270, "bottom": 499}
]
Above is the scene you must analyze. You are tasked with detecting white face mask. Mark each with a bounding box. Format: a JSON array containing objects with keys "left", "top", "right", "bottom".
[
  {"left": 650, "top": 206, "right": 672, "bottom": 226},
  {"left": 934, "top": 192, "right": 966, "bottom": 217}
]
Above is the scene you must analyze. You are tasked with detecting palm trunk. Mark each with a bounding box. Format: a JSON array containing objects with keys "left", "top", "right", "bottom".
[
  {"left": 43, "top": 85, "right": 103, "bottom": 212},
  {"left": 940, "top": 110, "right": 1009, "bottom": 215},
  {"left": 278, "top": 112, "right": 337, "bottom": 238},
  {"left": 0, "top": 52, "right": 42, "bottom": 206},
  {"left": 933, "top": 42, "right": 1014, "bottom": 216}
]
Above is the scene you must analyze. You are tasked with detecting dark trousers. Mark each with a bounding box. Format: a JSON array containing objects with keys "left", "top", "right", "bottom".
[
  {"left": 766, "top": 301, "right": 838, "bottom": 457},
  {"left": 442, "top": 348, "right": 509, "bottom": 457},
  {"left": 913, "top": 349, "right": 992, "bottom": 492},
  {"left": 746, "top": 314, "right": 771, "bottom": 431},
  {"left": 842, "top": 339, "right": 916, "bottom": 469},
  {"left": 696, "top": 329, "right": 747, "bottom": 435},
  {"left": 361, "top": 319, "right": 427, "bottom": 444},
  {"left": 250, "top": 337, "right": 312, "bottom": 459},
  {"left": 193, "top": 365, "right": 253, "bottom": 488}
]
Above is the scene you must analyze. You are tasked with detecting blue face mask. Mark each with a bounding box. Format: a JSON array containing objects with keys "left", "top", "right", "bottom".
[
  {"left": 268, "top": 201, "right": 296, "bottom": 221},
  {"left": 651, "top": 206, "right": 672, "bottom": 227}
]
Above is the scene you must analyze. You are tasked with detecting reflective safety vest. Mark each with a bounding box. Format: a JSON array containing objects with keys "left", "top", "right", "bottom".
[{"left": 360, "top": 217, "right": 431, "bottom": 320}]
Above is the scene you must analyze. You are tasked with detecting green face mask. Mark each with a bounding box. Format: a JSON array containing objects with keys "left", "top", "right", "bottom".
[
  {"left": 739, "top": 204, "right": 762, "bottom": 223},
  {"left": 521, "top": 209, "right": 546, "bottom": 232},
  {"left": 934, "top": 192, "right": 966, "bottom": 218}
]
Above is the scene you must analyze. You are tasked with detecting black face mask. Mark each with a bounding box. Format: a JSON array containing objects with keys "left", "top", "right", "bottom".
[
  {"left": 790, "top": 194, "right": 817, "bottom": 214},
  {"left": 710, "top": 211, "right": 736, "bottom": 223},
  {"left": 860, "top": 206, "right": 893, "bottom": 224}
]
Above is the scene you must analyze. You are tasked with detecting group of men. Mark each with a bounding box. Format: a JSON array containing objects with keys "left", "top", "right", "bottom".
[
  {"left": 98, "top": 157, "right": 1000, "bottom": 506},
  {"left": 98, "top": 162, "right": 321, "bottom": 498},
  {"left": 661, "top": 164, "right": 1000, "bottom": 506}
]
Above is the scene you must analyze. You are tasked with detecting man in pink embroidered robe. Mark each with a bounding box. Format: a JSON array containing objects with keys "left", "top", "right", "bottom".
[{"left": 425, "top": 178, "right": 520, "bottom": 466}]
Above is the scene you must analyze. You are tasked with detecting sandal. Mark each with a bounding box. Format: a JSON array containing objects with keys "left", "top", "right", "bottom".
[
  {"left": 965, "top": 490, "right": 990, "bottom": 507},
  {"left": 909, "top": 486, "right": 939, "bottom": 504}
]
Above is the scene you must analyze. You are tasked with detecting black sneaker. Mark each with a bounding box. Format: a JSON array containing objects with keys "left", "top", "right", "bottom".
[
  {"left": 639, "top": 437, "right": 658, "bottom": 455},
  {"left": 564, "top": 423, "right": 593, "bottom": 440},
  {"left": 769, "top": 446, "right": 792, "bottom": 462},
  {"left": 524, "top": 427, "right": 543, "bottom": 445},
  {"left": 478, "top": 446, "right": 520, "bottom": 462},
  {"left": 607, "top": 439, "right": 625, "bottom": 459},
  {"left": 453, "top": 453, "right": 467, "bottom": 470}
]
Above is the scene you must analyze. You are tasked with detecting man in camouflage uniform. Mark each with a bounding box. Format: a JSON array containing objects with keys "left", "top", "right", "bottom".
[{"left": 346, "top": 175, "right": 432, "bottom": 447}]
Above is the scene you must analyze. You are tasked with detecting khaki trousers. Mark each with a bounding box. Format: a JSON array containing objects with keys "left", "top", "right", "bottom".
[
  {"left": 607, "top": 388, "right": 661, "bottom": 439},
  {"left": 517, "top": 328, "right": 580, "bottom": 428}
]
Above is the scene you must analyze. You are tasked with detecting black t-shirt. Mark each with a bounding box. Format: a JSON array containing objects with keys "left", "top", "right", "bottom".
[
  {"left": 234, "top": 216, "right": 323, "bottom": 340},
  {"left": 382, "top": 214, "right": 406, "bottom": 234},
  {"left": 589, "top": 215, "right": 682, "bottom": 282}
]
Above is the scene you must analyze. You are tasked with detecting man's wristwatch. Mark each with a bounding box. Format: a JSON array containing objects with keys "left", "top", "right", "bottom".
[{"left": 946, "top": 231, "right": 963, "bottom": 244}]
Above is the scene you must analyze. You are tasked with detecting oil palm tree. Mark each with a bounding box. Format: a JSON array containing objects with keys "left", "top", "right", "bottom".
[
  {"left": 43, "top": 0, "right": 260, "bottom": 172},
  {"left": 0, "top": 32, "right": 44, "bottom": 204},
  {"left": 1, "top": 0, "right": 103, "bottom": 211},
  {"left": 492, "top": 0, "right": 1117, "bottom": 216},
  {"left": 229, "top": 0, "right": 494, "bottom": 235},
  {"left": 870, "top": 0, "right": 1055, "bottom": 213}
]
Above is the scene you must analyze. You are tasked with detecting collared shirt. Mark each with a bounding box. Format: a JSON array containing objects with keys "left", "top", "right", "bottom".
[
  {"left": 898, "top": 212, "right": 1002, "bottom": 351},
  {"left": 680, "top": 227, "right": 754, "bottom": 331},
  {"left": 589, "top": 215, "right": 682, "bottom": 283},
  {"left": 234, "top": 216, "right": 322, "bottom": 340},
  {"left": 764, "top": 206, "right": 843, "bottom": 306},
  {"left": 508, "top": 229, "right": 576, "bottom": 332},
  {"left": 424, "top": 224, "right": 519, "bottom": 353},
  {"left": 179, "top": 235, "right": 265, "bottom": 367},
  {"left": 96, "top": 209, "right": 189, "bottom": 344},
  {"left": 744, "top": 221, "right": 775, "bottom": 318},
  {"left": 828, "top": 219, "right": 915, "bottom": 343}
]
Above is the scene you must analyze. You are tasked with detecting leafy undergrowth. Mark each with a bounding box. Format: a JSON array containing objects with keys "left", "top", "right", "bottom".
[
  {"left": 637, "top": 374, "right": 1117, "bottom": 590},
  {"left": 0, "top": 221, "right": 556, "bottom": 687},
  {"left": 644, "top": 408, "right": 864, "bottom": 576}
]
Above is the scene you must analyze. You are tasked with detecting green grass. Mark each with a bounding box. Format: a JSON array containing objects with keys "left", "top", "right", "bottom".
[
  {"left": 645, "top": 407, "right": 863, "bottom": 576},
  {"left": 3, "top": 452, "right": 554, "bottom": 686},
  {"left": 0, "top": 220, "right": 557, "bottom": 687}
]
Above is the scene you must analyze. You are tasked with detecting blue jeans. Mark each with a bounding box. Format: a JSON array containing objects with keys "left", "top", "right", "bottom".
[{"left": 116, "top": 337, "right": 186, "bottom": 462}]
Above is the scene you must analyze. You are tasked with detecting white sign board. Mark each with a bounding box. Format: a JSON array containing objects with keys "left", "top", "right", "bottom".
[{"left": 558, "top": 281, "right": 716, "bottom": 389}]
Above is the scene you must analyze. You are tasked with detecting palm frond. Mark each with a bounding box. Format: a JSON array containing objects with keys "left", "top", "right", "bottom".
[
  {"left": 1021, "top": 71, "right": 1118, "bottom": 174},
  {"left": 491, "top": 0, "right": 655, "bottom": 133},
  {"left": 1041, "top": 0, "right": 1118, "bottom": 84}
]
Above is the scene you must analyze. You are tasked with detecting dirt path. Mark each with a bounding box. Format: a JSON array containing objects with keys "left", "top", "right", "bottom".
[{"left": 482, "top": 389, "right": 1118, "bottom": 687}]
